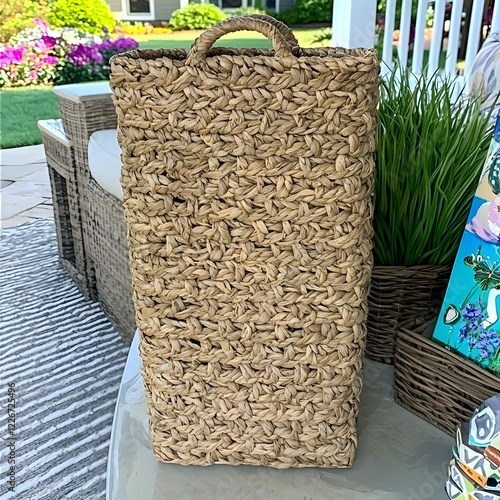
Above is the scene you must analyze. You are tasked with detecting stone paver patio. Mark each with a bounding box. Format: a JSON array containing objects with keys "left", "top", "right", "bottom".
[{"left": 0, "top": 144, "right": 53, "bottom": 228}]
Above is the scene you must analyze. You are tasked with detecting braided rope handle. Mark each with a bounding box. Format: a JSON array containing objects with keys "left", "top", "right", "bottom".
[
  {"left": 186, "top": 16, "right": 297, "bottom": 65},
  {"left": 246, "top": 14, "right": 299, "bottom": 47}
]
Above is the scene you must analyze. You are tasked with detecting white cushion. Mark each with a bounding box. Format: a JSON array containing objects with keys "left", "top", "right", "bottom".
[{"left": 88, "top": 129, "right": 123, "bottom": 200}]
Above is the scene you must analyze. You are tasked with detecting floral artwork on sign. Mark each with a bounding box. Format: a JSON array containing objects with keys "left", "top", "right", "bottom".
[{"left": 432, "top": 116, "right": 500, "bottom": 377}]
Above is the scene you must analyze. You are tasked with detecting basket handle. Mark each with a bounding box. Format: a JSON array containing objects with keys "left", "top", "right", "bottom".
[
  {"left": 246, "top": 14, "right": 299, "bottom": 47},
  {"left": 186, "top": 16, "right": 296, "bottom": 65}
]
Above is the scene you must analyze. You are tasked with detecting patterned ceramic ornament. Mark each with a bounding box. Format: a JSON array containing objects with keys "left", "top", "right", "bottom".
[{"left": 446, "top": 395, "right": 500, "bottom": 499}]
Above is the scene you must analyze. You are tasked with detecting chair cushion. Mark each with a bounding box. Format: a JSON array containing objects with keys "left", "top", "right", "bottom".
[
  {"left": 469, "top": 32, "right": 500, "bottom": 119},
  {"left": 88, "top": 129, "right": 122, "bottom": 200}
]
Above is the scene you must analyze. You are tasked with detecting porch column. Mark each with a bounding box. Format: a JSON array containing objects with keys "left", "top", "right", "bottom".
[{"left": 331, "top": 0, "right": 377, "bottom": 49}]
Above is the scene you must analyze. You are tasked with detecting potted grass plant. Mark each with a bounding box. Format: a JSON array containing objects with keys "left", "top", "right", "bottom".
[{"left": 367, "top": 66, "right": 493, "bottom": 363}]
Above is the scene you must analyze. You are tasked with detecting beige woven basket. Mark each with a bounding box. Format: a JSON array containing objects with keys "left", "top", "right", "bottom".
[{"left": 110, "top": 15, "right": 379, "bottom": 469}]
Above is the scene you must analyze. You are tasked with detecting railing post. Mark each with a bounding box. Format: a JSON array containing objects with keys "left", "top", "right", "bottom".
[{"left": 331, "top": 0, "right": 377, "bottom": 49}]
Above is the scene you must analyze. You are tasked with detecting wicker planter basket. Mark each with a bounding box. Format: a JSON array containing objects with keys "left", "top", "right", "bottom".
[
  {"left": 394, "top": 319, "right": 500, "bottom": 436},
  {"left": 111, "top": 15, "right": 379, "bottom": 468},
  {"left": 366, "top": 264, "right": 452, "bottom": 364}
]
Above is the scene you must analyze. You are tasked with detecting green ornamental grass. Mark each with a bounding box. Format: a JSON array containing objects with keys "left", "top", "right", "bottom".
[{"left": 374, "top": 67, "right": 492, "bottom": 267}]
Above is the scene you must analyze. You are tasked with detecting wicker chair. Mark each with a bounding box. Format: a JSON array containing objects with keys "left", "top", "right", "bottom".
[
  {"left": 38, "top": 119, "right": 92, "bottom": 299},
  {"left": 53, "top": 82, "right": 135, "bottom": 343}
]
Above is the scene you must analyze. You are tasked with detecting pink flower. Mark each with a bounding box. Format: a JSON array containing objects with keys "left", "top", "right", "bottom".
[
  {"left": 0, "top": 46, "right": 27, "bottom": 69},
  {"left": 9, "top": 68, "right": 18, "bottom": 77},
  {"left": 35, "top": 60, "right": 43, "bottom": 70},
  {"left": 466, "top": 198, "right": 500, "bottom": 244},
  {"left": 29, "top": 70, "right": 38, "bottom": 80},
  {"left": 33, "top": 17, "right": 50, "bottom": 33},
  {"left": 43, "top": 55, "right": 58, "bottom": 65},
  {"left": 41, "top": 36, "right": 58, "bottom": 50}
]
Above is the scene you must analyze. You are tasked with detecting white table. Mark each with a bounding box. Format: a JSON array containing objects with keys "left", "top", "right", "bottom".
[{"left": 106, "top": 333, "right": 454, "bottom": 500}]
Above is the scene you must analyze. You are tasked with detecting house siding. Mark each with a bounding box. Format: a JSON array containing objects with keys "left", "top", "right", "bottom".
[
  {"left": 155, "top": 0, "right": 181, "bottom": 20},
  {"left": 279, "top": 0, "right": 294, "bottom": 13},
  {"left": 107, "top": 0, "right": 122, "bottom": 13}
]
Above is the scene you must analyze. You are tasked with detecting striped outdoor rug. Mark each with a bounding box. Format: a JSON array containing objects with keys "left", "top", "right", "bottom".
[{"left": 0, "top": 220, "right": 129, "bottom": 500}]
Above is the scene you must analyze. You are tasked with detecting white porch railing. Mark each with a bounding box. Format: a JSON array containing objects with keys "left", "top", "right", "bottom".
[{"left": 331, "top": 0, "right": 500, "bottom": 88}]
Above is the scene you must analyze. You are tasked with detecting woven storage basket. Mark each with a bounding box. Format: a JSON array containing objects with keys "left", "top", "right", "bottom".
[
  {"left": 394, "top": 318, "right": 500, "bottom": 436},
  {"left": 366, "top": 264, "right": 452, "bottom": 364},
  {"left": 110, "top": 15, "right": 379, "bottom": 469}
]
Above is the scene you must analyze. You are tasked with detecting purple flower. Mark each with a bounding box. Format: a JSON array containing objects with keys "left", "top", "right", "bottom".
[
  {"left": 111, "top": 37, "right": 138, "bottom": 52},
  {"left": 67, "top": 45, "right": 89, "bottom": 67},
  {"left": 43, "top": 55, "right": 58, "bottom": 65},
  {"left": 468, "top": 336, "right": 478, "bottom": 347},
  {"left": 98, "top": 40, "right": 113, "bottom": 51},
  {"left": 89, "top": 47, "right": 103, "bottom": 63},
  {"left": 491, "top": 334, "right": 500, "bottom": 348},
  {"left": 459, "top": 327, "right": 469, "bottom": 341},
  {"left": 487, "top": 7, "right": 493, "bottom": 25},
  {"left": 67, "top": 44, "right": 103, "bottom": 67},
  {"left": 462, "top": 304, "right": 483, "bottom": 321},
  {"left": 480, "top": 330, "right": 493, "bottom": 341},
  {"left": 478, "top": 340, "right": 494, "bottom": 357},
  {"left": 42, "top": 36, "right": 58, "bottom": 50}
]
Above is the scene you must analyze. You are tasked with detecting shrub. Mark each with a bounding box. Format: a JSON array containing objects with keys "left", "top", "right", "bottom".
[
  {"left": 235, "top": 6, "right": 276, "bottom": 17},
  {"left": 169, "top": 3, "right": 225, "bottom": 31},
  {"left": 374, "top": 67, "right": 492, "bottom": 266},
  {"left": 280, "top": 0, "right": 332, "bottom": 25},
  {"left": 48, "top": 0, "right": 115, "bottom": 35},
  {"left": 0, "top": 0, "right": 49, "bottom": 42}
]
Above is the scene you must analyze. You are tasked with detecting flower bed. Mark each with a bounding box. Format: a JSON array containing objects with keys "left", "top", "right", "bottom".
[{"left": 0, "top": 18, "right": 138, "bottom": 87}]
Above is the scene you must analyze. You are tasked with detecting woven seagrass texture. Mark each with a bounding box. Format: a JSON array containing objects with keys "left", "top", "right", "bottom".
[
  {"left": 40, "top": 125, "right": 92, "bottom": 299},
  {"left": 395, "top": 320, "right": 500, "bottom": 436},
  {"left": 111, "top": 15, "right": 379, "bottom": 468},
  {"left": 366, "top": 264, "right": 451, "bottom": 364}
]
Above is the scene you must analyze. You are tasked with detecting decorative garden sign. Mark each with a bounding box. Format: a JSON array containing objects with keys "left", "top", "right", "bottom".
[{"left": 432, "top": 116, "right": 500, "bottom": 377}]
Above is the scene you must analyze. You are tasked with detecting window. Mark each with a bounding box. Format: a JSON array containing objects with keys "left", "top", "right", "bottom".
[{"left": 129, "top": 0, "right": 150, "bottom": 13}]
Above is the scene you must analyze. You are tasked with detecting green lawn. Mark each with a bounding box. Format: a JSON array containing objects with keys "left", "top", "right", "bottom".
[
  {"left": 134, "top": 28, "right": 325, "bottom": 50},
  {"left": 0, "top": 85, "right": 61, "bottom": 149},
  {"left": 0, "top": 29, "right": 326, "bottom": 149}
]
